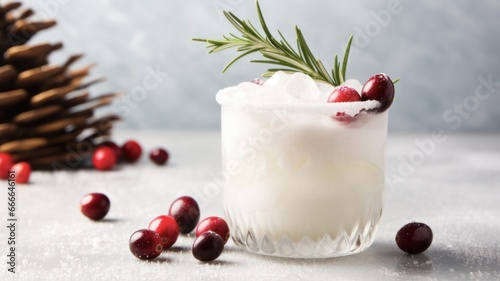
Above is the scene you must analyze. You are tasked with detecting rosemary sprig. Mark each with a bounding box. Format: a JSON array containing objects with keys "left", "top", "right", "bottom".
[{"left": 193, "top": 1, "right": 353, "bottom": 87}]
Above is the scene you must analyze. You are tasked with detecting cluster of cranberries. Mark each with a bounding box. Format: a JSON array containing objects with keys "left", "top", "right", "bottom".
[
  {"left": 79, "top": 193, "right": 230, "bottom": 262},
  {"left": 0, "top": 153, "right": 32, "bottom": 184},
  {"left": 80, "top": 193, "right": 229, "bottom": 262},
  {"left": 128, "top": 196, "right": 229, "bottom": 262},
  {"left": 92, "top": 139, "right": 169, "bottom": 171},
  {"left": 327, "top": 73, "right": 395, "bottom": 122}
]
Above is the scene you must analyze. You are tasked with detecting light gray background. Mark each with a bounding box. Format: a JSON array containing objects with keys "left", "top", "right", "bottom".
[{"left": 19, "top": 0, "right": 500, "bottom": 132}]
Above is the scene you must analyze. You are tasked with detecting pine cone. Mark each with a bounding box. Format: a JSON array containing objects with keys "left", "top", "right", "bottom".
[{"left": 0, "top": 2, "right": 120, "bottom": 169}]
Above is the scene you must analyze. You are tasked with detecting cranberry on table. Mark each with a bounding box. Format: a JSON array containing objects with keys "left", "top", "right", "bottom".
[
  {"left": 99, "top": 140, "right": 122, "bottom": 160},
  {"left": 169, "top": 196, "right": 200, "bottom": 234},
  {"left": 10, "top": 162, "right": 31, "bottom": 184},
  {"left": 148, "top": 215, "right": 180, "bottom": 249},
  {"left": 361, "top": 73, "right": 395, "bottom": 112},
  {"left": 129, "top": 229, "right": 163, "bottom": 260},
  {"left": 327, "top": 86, "right": 361, "bottom": 103},
  {"left": 92, "top": 147, "right": 117, "bottom": 171},
  {"left": 396, "top": 222, "right": 433, "bottom": 254},
  {"left": 0, "top": 152, "right": 14, "bottom": 179},
  {"left": 196, "top": 216, "right": 230, "bottom": 244},
  {"left": 121, "top": 140, "right": 142, "bottom": 163},
  {"left": 149, "top": 148, "right": 169, "bottom": 165},
  {"left": 192, "top": 231, "right": 224, "bottom": 262},
  {"left": 80, "top": 193, "right": 110, "bottom": 221}
]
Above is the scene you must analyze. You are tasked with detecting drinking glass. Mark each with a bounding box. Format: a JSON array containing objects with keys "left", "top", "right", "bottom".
[{"left": 218, "top": 87, "right": 388, "bottom": 258}]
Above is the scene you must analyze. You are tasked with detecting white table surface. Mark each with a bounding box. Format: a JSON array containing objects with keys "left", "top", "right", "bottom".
[{"left": 1, "top": 131, "right": 499, "bottom": 281}]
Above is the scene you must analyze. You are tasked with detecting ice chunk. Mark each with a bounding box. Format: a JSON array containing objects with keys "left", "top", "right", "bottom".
[
  {"left": 285, "top": 72, "right": 320, "bottom": 101},
  {"left": 264, "top": 71, "right": 290, "bottom": 87},
  {"left": 232, "top": 82, "right": 266, "bottom": 102},
  {"left": 238, "top": 82, "right": 263, "bottom": 96}
]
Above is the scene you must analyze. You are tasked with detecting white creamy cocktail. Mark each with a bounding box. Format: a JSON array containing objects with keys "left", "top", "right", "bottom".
[
  {"left": 195, "top": 0, "right": 396, "bottom": 258},
  {"left": 217, "top": 72, "right": 388, "bottom": 258}
]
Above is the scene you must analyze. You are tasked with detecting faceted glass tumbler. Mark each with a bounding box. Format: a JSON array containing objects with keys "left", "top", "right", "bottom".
[{"left": 219, "top": 100, "right": 388, "bottom": 258}]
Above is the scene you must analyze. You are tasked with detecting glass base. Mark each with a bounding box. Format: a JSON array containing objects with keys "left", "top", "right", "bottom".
[{"left": 226, "top": 208, "right": 382, "bottom": 259}]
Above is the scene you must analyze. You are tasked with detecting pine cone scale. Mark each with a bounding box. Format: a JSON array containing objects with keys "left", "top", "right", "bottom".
[
  {"left": 6, "top": 42, "right": 62, "bottom": 62},
  {"left": 14, "top": 104, "right": 62, "bottom": 124},
  {"left": 0, "top": 64, "right": 17, "bottom": 84},
  {"left": 0, "top": 123, "right": 16, "bottom": 137},
  {"left": 30, "top": 83, "right": 79, "bottom": 106},
  {"left": 0, "top": 138, "right": 47, "bottom": 153},
  {"left": 0, "top": 89, "right": 28, "bottom": 106}
]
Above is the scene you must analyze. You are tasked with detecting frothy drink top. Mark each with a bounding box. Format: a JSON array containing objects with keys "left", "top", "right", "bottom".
[{"left": 216, "top": 71, "right": 380, "bottom": 117}]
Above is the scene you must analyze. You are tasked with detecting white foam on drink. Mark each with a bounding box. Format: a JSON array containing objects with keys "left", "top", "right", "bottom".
[{"left": 216, "top": 71, "right": 380, "bottom": 116}]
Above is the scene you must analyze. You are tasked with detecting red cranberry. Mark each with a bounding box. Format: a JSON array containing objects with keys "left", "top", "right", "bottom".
[
  {"left": 121, "top": 140, "right": 142, "bottom": 163},
  {"left": 168, "top": 196, "right": 200, "bottom": 234},
  {"left": 0, "top": 153, "right": 14, "bottom": 179},
  {"left": 148, "top": 215, "right": 179, "bottom": 249},
  {"left": 192, "top": 231, "right": 224, "bottom": 262},
  {"left": 327, "top": 86, "right": 361, "bottom": 103},
  {"left": 396, "top": 222, "right": 433, "bottom": 254},
  {"left": 10, "top": 162, "right": 31, "bottom": 184},
  {"left": 361, "top": 73, "right": 395, "bottom": 112},
  {"left": 92, "top": 147, "right": 117, "bottom": 171},
  {"left": 327, "top": 86, "right": 361, "bottom": 124},
  {"left": 196, "top": 216, "right": 230, "bottom": 244},
  {"left": 129, "top": 229, "right": 163, "bottom": 260},
  {"left": 99, "top": 140, "right": 122, "bottom": 160},
  {"left": 149, "top": 148, "right": 169, "bottom": 165},
  {"left": 80, "top": 193, "right": 110, "bottom": 220}
]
